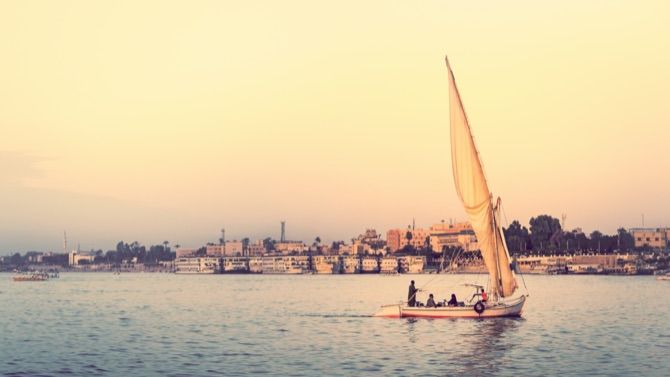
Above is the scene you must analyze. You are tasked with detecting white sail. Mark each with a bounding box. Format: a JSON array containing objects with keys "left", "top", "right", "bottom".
[{"left": 447, "top": 56, "right": 517, "bottom": 298}]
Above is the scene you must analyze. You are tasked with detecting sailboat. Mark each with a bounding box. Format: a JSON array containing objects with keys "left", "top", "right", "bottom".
[{"left": 374, "top": 56, "right": 528, "bottom": 318}]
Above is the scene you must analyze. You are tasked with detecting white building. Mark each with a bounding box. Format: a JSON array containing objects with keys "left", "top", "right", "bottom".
[{"left": 68, "top": 251, "right": 95, "bottom": 266}]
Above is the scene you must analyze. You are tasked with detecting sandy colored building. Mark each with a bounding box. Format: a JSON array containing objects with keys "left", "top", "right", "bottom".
[
  {"left": 386, "top": 227, "right": 431, "bottom": 252},
  {"left": 429, "top": 221, "right": 478, "bottom": 252},
  {"left": 207, "top": 241, "right": 244, "bottom": 257},
  {"left": 274, "top": 241, "right": 307, "bottom": 254},
  {"left": 629, "top": 227, "right": 669, "bottom": 249},
  {"left": 176, "top": 247, "right": 198, "bottom": 258}
]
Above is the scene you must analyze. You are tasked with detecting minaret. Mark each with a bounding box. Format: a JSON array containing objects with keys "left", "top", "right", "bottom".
[
  {"left": 221, "top": 228, "right": 226, "bottom": 256},
  {"left": 280, "top": 221, "right": 286, "bottom": 242},
  {"left": 63, "top": 231, "right": 68, "bottom": 253}
]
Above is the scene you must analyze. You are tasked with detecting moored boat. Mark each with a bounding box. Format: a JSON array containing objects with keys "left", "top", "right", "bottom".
[
  {"left": 375, "top": 56, "right": 528, "bottom": 319},
  {"left": 12, "top": 272, "right": 49, "bottom": 282}
]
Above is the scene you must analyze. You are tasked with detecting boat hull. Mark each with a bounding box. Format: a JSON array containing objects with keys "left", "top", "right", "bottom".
[
  {"left": 374, "top": 295, "right": 526, "bottom": 319},
  {"left": 13, "top": 275, "right": 49, "bottom": 282}
]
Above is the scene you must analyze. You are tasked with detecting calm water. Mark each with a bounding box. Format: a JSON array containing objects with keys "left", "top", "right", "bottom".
[{"left": 1, "top": 273, "right": 668, "bottom": 376}]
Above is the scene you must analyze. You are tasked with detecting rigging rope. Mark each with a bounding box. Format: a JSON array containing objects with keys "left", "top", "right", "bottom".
[{"left": 518, "top": 264, "right": 530, "bottom": 296}]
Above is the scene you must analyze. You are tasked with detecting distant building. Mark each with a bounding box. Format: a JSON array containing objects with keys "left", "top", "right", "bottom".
[
  {"left": 386, "top": 227, "right": 431, "bottom": 252},
  {"left": 429, "top": 222, "right": 478, "bottom": 253},
  {"left": 68, "top": 251, "right": 95, "bottom": 266},
  {"left": 629, "top": 227, "right": 669, "bottom": 249},
  {"left": 351, "top": 242, "right": 371, "bottom": 255},
  {"left": 386, "top": 229, "right": 403, "bottom": 252},
  {"left": 337, "top": 244, "right": 353, "bottom": 255},
  {"left": 353, "top": 229, "right": 386, "bottom": 249},
  {"left": 176, "top": 248, "right": 198, "bottom": 258},
  {"left": 207, "top": 241, "right": 244, "bottom": 256},
  {"left": 248, "top": 243, "right": 266, "bottom": 257},
  {"left": 274, "top": 241, "right": 306, "bottom": 254},
  {"left": 27, "top": 252, "right": 44, "bottom": 263}
]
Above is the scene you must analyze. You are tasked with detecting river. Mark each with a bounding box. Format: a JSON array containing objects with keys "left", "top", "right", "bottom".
[{"left": 1, "top": 273, "right": 668, "bottom": 376}]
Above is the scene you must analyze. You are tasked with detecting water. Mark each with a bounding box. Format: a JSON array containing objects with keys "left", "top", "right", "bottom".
[{"left": 1, "top": 273, "right": 668, "bottom": 376}]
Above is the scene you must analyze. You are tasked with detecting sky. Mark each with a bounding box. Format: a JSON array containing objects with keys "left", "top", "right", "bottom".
[{"left": 1, "top": 1, "right": 669, "bottom": 254}]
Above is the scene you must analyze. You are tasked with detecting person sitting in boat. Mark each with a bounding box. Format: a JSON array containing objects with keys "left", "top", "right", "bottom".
[
  {"left": 408, "top": 280, "right": 418, "bottom": 307},
  {"left": 447, "top": 294, "right": 458, "bottom": 307},
  {"left": 426, "top": 294, "right": 436, "bottom": 308},
  {"left": 481, "top": 288, "right": 488, "bottom": 302}
]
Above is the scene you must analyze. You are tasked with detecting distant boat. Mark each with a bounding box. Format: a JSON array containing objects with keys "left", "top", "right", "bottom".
[
  {"left": 375, "top": 56, "right": 528, "bottom": 318},
  {"left": 13, "top": 272, "right": 49, "bottom": 282},
  {"left": 657, "top": 273, "right": 670, "bottom": 281}
]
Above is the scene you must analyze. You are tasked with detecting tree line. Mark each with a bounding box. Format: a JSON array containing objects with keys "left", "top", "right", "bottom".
[
  {"left": 2, "top": 240, "right": 176, "bottom": 268},
  {"left": 503, "top": 214, "right": 637, "bottom": 254}
]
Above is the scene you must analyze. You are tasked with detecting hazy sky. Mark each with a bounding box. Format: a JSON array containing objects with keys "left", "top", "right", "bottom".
[{"left": 1, "top": 1, "right": 669, "bottom": 254}]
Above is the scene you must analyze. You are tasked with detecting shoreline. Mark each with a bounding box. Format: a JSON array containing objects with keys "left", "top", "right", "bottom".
[{"left": 0, "top": 270, "right": 657, "bottom": 276}]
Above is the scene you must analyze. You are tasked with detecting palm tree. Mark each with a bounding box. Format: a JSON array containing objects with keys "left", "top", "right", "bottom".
[{"left": 405, "top": 226, "right": 413, "bottom": 248}]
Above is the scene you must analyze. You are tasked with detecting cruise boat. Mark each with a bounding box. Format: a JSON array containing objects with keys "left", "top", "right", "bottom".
[
  {"left": 312, "top": 255, "right": 340, "bottom": 274},
  {"left": 261, "top": 256, "right": 308, "bottom": 274},
  {"left": 314, "top": 261, "right": 334, "bottom": 274},
  {"left": 375, "top": 56, "right": 528, "bottom": 318},
  {"left": 174, "top": 257, "right": 219, "bottom": 274},
  {"left": 341, "top": 255, "right": 360, "bottom": 274},
  {"left": 398, "top": 256, "right": 425, "bottom": 274},
  {"left": 222, "top": 257, "right": 249, "bottom": 273},
  {"left": 380, "top": 256, "right": 399, "bottom": 274},
  {"left": 360, "top": 256, "right": 380, "bottom": 273},
  {"left": 249, "top": 257, "right": 264, "bottom": 273}
]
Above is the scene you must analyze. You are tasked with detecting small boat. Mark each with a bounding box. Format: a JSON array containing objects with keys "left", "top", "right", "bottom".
[
  {"left": 375, "top": 292, "right": 527, "bottom": 319},
  {"left": 657, "top": 274, "right": 670, "bottom": 281},
  {"left": 13, "top": 272, "right": 49, "bottom": 282},
  {"left": 375, "top": 56, "right": 528, "bottom": 319}
]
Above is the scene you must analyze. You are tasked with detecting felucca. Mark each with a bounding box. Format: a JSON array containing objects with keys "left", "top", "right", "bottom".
[{"left": 375, "top": 56, "right": 528, "bottom": 318}]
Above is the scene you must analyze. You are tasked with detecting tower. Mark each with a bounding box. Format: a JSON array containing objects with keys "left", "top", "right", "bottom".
[
  {"left": 221, "top": 228, "right": 226, "bottom": 255},
  {"left": 63, "top": 231, "right": 68, "bottom": 253},
  {"left": 280, "top": 221, "right": 286, "bottom": 242}
]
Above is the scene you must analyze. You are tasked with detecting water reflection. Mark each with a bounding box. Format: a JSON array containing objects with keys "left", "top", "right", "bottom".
[
  {"left": 404, "top": 318, "right": 419, "bottom": 344},
  {"left": 456, "top": 318, "right": 522, "bottom": 375}
]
